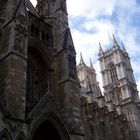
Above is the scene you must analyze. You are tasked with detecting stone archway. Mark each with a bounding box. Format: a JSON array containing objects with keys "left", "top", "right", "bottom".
[
  {"left": 32, "top": 120, "right": 61, "bottom": 140},
  {"left": 15, "top": 132, "right": 26, "bottom": 140},
  {"left": 28, "top": 113, "right": 70, "bottom": 140},
  {"left": 0, "top": 128, "right": 12, "bottom": 140},
  {"left": 26, "top": 45, "right": 50, "bottom": 115}
]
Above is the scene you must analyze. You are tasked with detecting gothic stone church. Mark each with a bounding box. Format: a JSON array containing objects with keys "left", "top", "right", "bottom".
[{"left": 0, "top": 0, "right": 140, "bottom": 140}]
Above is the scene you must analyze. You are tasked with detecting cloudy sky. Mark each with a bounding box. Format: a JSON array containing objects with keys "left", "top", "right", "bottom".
[{"left": 30, "top": 0, "right": 140, "bottom": 94}]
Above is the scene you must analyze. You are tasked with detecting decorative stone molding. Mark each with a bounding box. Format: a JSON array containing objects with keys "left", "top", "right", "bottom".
[{"left": 14, "top": 14, "right": 27, "bottom": 55}]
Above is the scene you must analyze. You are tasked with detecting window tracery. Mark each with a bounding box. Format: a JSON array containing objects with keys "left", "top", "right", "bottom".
[
  {"left": 26, "top": 46, "right": 49, "bottom": 114},
  {"left": 108, "top": 63, "right": 118, "bottom": 82}
]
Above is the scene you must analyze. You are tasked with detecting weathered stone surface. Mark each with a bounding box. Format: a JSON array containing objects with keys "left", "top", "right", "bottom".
[{"left": 0, "top": 0, "right": 139, "bottom": 140}]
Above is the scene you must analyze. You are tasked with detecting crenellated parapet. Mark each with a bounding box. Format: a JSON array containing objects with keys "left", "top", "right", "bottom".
[
  {"left": 80, "top": 93, "right": 131, "bottom": 140},
  {"left": 98, "top": 34, "right": 140, "bottom": 139}
]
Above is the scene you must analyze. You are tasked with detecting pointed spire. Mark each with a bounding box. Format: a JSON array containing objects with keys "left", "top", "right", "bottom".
[
  {"left": 80, "top": 52, "right": 85, "bottom": 65},
  {"left": 113, "top": 34, "right": 117, "bottom": 43},
  {"left": 80, "top": 52, "right": 83, "bottom": 61},
  {"left": 98, "top": 42, "right": 104, "bottom": 55},
  {"left": 87, "top": 76, "right": 92, "bottom": 92},
  {"left": 90, "top": 58, "right": 93, "bottom": 67},
  {"left": 90, "top": 58, "right": 95, "bottom": 71},
  {"left": 121, "top": 41, "right": 127, "bottom": 52},
  {"left": 107, "top": 31, "right": 112, "bottom": 44},
  {"left": 112, "top": 34, "right": 119, "bottom": 48}
]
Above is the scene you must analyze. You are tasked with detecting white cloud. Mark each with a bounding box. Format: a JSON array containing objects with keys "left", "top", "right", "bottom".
[
  {"left": 71, "top": 29, "right": 108, "bottom": 64},
  {"left": 132, "top": 61, "right": 140, "bottom": 74},
  {"left": 68, "top": 0, "right": 140, "bottom": 92},
  {"left": 83, "top": 19, "right": 115, "bottom": 31},
  {"left": 71, "top": 19, "right": 117, "bottom": 64},
  {"left": 67, "top": 0, "right": 116, "bottom": 18}
]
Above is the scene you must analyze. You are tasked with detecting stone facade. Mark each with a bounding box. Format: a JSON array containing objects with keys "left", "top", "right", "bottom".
[
  {"left": 0, "top": 0, "right": 86, "bottom": 139},
  {"left": 77, "top": 36, "right": 140, "bottom": 140},
  {"left": 0, "top": 0, "right": 140, "bottom": 140},
  {"left": 98, "top": 36, "right": 140, "bottom": 139}
]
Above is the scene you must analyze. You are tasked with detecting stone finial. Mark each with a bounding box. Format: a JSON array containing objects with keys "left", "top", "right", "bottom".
[
  {"left": 112, "top": 34, "right": 119, "bottom": 48},
  {"left": 80, "top": 52, "right": 85, "bottom": 64},
  {"left": 90, "top": 58, "right": 94, "bottom": 70},
  {"left": 121, "top": 41, "right": 127, "bottom": 52},
  {"left": 87, "top": 76, "right": 92, "bottom": 92},
  {"left": 98, "top": 42, "right": 104, "bottom": 55}
]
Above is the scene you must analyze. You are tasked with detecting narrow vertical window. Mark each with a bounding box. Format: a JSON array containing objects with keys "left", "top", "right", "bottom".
[
  {"left": 68, "top": 54, "right": 76, "bottom": 79},
  {"left": 26, "top": 46, "right": 49, "bottom": 115},
  {"left": 109, "top": 63, "right": 118, "bottom": 82},
  {"left": 0, "top": 0, "right": 7, "bottom": 17}
]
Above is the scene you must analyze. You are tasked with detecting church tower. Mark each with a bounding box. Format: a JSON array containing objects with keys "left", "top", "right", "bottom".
[
  {"left": 0, "top": 0, "right": 86, "bottom": 139},
  {"left": 36, "top": 0, "right": 86, "bottom": 139},
  {"left": 98, "top": 35, "right": 140, "bottom": 139},
  {"left": 77, "top": 53, "right": 102, "bottom": 102}
]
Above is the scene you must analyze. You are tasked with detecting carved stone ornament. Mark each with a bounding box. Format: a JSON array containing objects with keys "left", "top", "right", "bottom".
[
  {"left": 14, "top": 14, "right": 27, "bottom": 55},
  {"left": 4, "top": 119, "right": 18, "bottom": 132}
]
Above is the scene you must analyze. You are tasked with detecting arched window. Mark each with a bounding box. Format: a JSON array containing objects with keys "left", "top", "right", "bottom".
[
  {"left": 68, "top": 54, "right": 76, "bottom": 79},
  {"left": 32, "top": 120, "right": 61, "bottom": 140},
  {"left": 29, "top": 113, "right": 70, "bottom": 140},
  {"left": 26, "top": 46, "right": 49, "bottom": 114},
  {"left": 108, "top": 63, "right": 118, "bottom": 82}
]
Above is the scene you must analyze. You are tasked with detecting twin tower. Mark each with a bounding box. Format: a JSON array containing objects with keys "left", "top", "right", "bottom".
[
  {"left": 0, "top": 0, "right": 139, "bottom": 140},
  {"left": 77, "top": 35, "right": 140, "bottom": 139}
]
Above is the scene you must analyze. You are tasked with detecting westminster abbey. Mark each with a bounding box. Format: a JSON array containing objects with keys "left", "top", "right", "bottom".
[{"left": 0, "top": 0, "right": 140, "bottom": 140}]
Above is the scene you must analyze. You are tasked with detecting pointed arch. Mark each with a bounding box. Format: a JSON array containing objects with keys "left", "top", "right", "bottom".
[
  {"left": 108, "top": 62, "right": 118, "bottom": 82},
  {"left": 0, "top": 128, "right": 12, "bottom": 140},
  {"left": 26, "top": 44, "right": 50, "bottom": 115},
  {"left": 28, "top": 113, "right": 70, "bottom": 140},
  {"left": 15, "top": 132, "right": 26, "bottom": 140},
  {"left": 26, "top": 21, "right": 53, "bottom": 115}
]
